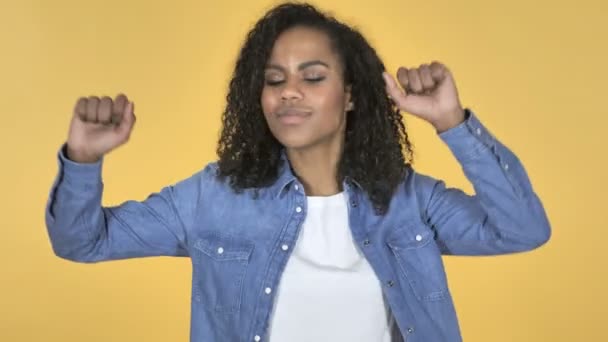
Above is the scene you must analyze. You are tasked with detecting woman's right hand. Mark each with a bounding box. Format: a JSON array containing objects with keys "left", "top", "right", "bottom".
[{"left": 66, "top": 94, "right": 136, "bottom": 163}]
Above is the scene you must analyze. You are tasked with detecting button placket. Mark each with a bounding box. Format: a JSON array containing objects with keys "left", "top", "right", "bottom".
[{"left": 250, "top": 191, "right": 307, "bottom": 342}]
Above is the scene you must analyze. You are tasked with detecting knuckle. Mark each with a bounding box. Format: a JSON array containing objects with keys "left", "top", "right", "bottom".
[{"left": 397, "top": 73, "right": 408, "bottom": 84}]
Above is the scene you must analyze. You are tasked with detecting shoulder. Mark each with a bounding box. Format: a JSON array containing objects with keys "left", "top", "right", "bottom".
[
  {"left": 400, "top": 166, "right": 442, "bottom": 191},
  {"left": 396, "top": 166, "right": 444, "bottom": 206},
  {"left": 169, "top": 161, "right": 225, "bottom": 195}
]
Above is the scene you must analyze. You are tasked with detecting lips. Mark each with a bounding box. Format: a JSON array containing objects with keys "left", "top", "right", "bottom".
[{"left": 276, "top": 108, "right": 311, "bottom": 125}]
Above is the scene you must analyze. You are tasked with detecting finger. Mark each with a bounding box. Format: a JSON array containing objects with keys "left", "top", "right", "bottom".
[
  {"left": 396, "top": 67, "right": 409, "bottom": 95},
  {"left": 74, "top": 97, "right": 88, "bottom": 121},
  {"left": 98, "top": 96, "right": 113, "bottom": 124},
  {"left": 86, "top": 96, "right": 100, "bottom": 123},
  {"left": 430, "top": 61, "right": 446, "bottom": 83},
  {"left": 419, "top": 64, "right": 434, "bottom": 92},
  {"left": 407, "top": 68, "right": 423, "bottom": 94},
  {"left": 382, "top": 72, "right": 410, "bottom": 110},
  {"left": 382, "top": 72, "right": 405, "bottom": 100},
  {"left": 112, "top": 94, "right": 128, "bottom": 124},
  {"left": 116, "top": 101, "right": 136, "bottom": 139}
]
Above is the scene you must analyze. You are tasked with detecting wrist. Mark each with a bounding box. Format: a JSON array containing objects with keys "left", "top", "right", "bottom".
[
  {"left": 433, "top": 107, "right": 465, "bottom": 133},
  {"left": 65, "top": 145, "right": 101, "bottom": 164}
]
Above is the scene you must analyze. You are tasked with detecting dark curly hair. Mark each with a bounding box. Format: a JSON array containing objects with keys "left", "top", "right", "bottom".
[{"left": 216, "top": 2, "right": 414, "bottom": 214}]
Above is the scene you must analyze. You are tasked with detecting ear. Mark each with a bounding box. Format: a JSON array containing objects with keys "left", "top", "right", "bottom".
[{"left": 344, "top": 84, "right": 354, "bottom": 112}]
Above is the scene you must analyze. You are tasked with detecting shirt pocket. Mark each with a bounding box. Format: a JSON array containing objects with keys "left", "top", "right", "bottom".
[
  {"left": 386, "top": 226, "right": 449, "bottom": 302},
  {"left": 191, "top": 232, "right": 254, "bottom": 313}
]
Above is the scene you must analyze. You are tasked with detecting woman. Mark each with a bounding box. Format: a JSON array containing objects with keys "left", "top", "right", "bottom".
[{"left": 45, "top": 3, "right": 551, "bottom": 342}]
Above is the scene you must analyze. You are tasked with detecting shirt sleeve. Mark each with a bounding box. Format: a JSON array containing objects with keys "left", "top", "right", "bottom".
[
  {"left": 415, "top": 109, "right": 551, "bottom": 255},
  {"left": 44, "top": 143, "right": 206, "bottom": 262}
]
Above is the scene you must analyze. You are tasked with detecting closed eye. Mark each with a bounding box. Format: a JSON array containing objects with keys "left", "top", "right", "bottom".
[
  {"left": 305, "top": 77, "right": 325, "bottom": 83},
  {"left": 264, "top": 77, "right": 326, "bottom": 87},
  {"left": 265, "top": 80, "right": 284, "bottom": 86}
]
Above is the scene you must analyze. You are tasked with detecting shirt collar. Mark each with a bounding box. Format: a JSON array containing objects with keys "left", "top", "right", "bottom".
[{"left": 271, "top": 148, "right": 363, "bottom": 199}]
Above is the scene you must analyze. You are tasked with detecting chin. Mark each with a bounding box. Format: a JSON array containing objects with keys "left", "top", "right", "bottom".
[{"left": 274, "top": 133, "right": 317, "bottom": 150}]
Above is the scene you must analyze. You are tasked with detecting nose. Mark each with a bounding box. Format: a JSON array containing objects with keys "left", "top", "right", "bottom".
[{"left": 280, "top": 79, "right": 304, "bottom": 101}]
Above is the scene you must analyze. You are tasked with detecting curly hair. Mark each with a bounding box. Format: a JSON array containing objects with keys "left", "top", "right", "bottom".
[{"left": 216, "top": 2, "right": 414, "bottom": 214}]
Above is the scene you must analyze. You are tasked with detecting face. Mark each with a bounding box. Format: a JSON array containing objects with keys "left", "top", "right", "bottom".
[{"left": 261, "top": 26, "right": 352, "bottom": 151}]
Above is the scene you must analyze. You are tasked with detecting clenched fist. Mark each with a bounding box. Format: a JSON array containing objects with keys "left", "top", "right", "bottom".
[
  {"left": 66, "top": 94, "right": 136, "bottom": 163},
  {"left": 383, "top": 62, "right": 465, "bottom": 133}
]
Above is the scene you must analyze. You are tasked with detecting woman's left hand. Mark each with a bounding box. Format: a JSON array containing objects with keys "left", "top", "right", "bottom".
[{"left": 383, "top": 61, "right": 465, "bottom": 133}]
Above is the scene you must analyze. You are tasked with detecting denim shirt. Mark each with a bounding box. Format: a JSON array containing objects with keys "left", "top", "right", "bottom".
[{"left": 45, "top": 110, "right": 551, "bottom": 342}]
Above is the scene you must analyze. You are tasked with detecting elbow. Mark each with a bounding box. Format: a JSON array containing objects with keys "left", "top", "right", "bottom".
[
  {"left": 532, "top": 207, "right": 552, "bottom": 247},
  {"left": 531, "top": 197, "right": 552, "bottom": 249},
  {"left": 509, "top": 197, "right": 552, "bottom": 252},
  {"left": 49, "top": 239, "right": 100, "bottom": 264},
  {"left": 46, "top": 219, "right": 102, "bottom": 263},
  {"left": 533, "top": 220, "right": 552, "bottom": 248},
  {"left": 52, "top": 246, "right": 91, "bottom": 263},
  {"left": 519, "top": 216, "right": 552, "bottom": 252}
]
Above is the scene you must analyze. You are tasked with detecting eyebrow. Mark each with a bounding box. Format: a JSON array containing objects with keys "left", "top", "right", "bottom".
[{"left": 265, "top": 60, "right": 330, "bottom": 71}]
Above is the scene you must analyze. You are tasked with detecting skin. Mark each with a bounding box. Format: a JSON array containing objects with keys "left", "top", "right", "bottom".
[
  {"left": 261, "top": 26, "right": 352, "bottom": 196},
  {"left": 260, "top": 26, "right": 465, "bottom": 195},
  {"left": 66, "top": 26, "right": 465, "bottom": 198}
]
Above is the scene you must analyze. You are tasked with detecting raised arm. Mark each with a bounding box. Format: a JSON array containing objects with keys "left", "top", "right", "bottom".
[
  {"left": 44, "top": 95, "right": 202, "bottom": 262},
  {"left": 384, "top": 62, "right": 551, "bottom": 255}
]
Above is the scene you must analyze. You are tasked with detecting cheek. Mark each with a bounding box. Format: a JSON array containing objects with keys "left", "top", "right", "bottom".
[
  {"left": 316, "top": 87, "right": 346, "bottom": 115},
  {"left": 260, "top": 88, "right": 276, "bottom": 115}
]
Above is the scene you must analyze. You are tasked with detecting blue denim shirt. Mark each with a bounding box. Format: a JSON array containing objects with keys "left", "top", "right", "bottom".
[{"left": 45, "top": 110, "right": 551, "bottom": 342}]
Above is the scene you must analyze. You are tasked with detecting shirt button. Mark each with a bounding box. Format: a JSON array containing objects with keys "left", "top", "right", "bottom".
[
  {"left": 363, "top": 239, "right": 370, "bottom": 246},
  {"left": 415, "top": 234, "right": 422, "bottom": 242},
  {"left": 281, "top": 244, "right": 289, "bottom": 251},
  {"left": 294, "top": 184, "right": 299, "bottom": 191},
  {"left": 407, "top": 327, "right": 415, "bottom": 333},
  {"left": 504, "top": 163, "right": 509, "bottom": 170},
  {"left": 295, "top": 206, "right": 302, "bottom": 213},
  {"left": 217, "top": 247, "right": 224, "bottom": 254},
  {"left": 265, "top": 287, "right": 272, "bottom": 295},
  {"left": 254, "top": 335, "right": 261, "bottom": 342},
  {"left": 476, "top": 127, "right": 482, "bottom": 135},
  {"left": 387, "top": 280, "right": 395, "bottom": 287}
]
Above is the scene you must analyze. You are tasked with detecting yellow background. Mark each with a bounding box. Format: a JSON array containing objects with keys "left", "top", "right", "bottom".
[{"left": 1, "top": 0, "right": 606, "bottom": 341}]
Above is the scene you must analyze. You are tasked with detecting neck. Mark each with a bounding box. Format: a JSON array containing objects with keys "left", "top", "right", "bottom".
[{"left": 286, "top": 139, "right": 343, "bottom": 196}]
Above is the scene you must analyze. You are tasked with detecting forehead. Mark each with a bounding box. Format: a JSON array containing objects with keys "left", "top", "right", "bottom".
[{"left": 268, "top": 26, "right": 338, "bottom": 65}]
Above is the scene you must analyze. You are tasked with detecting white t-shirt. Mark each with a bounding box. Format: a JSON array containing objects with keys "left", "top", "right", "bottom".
[{"left": 267, "top": 192, "right": 398, "bottom": 341}]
